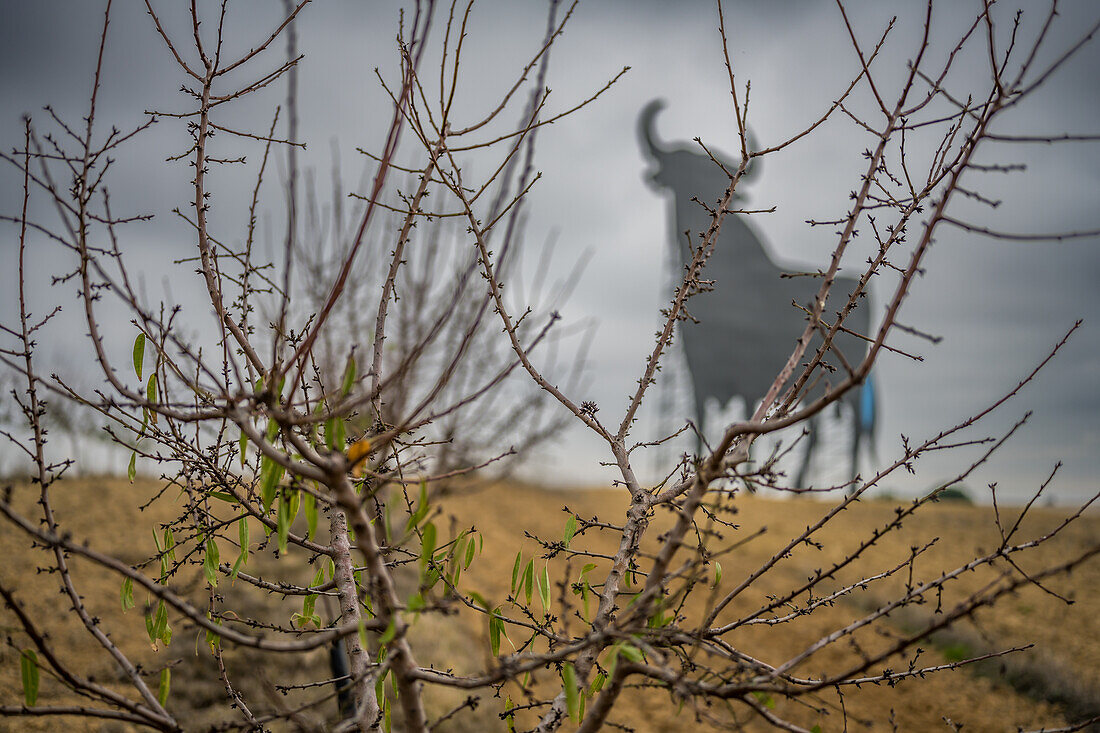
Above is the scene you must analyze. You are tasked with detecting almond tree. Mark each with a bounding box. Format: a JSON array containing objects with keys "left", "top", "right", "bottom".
[{"left": 1, "top": 1, "right": 1098, "bottom": 732}]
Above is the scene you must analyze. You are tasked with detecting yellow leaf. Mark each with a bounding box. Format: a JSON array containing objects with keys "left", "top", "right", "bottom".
[{"left": 347, "top": 437, "right": 372, "bottom": 473}]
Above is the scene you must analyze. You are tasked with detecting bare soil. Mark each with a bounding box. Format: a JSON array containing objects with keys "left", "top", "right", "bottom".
[{"left": 1, "top": 477, "right": 1097, "bottom": 732}]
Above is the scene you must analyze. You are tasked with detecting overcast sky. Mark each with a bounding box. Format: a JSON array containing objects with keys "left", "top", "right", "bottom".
[{"left": 2, "top": 1, "right": 1098, "bottom": 505}]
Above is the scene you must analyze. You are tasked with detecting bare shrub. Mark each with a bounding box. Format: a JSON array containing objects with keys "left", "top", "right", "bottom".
[{"left": 1, "top": 2, "right": 1098, "bottom": 732}]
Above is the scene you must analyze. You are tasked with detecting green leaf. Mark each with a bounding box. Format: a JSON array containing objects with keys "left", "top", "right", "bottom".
[
  {"left": 207, "top": 491, "right": 236, "bottom": 503},
  {"left": 445, "top": 530, "right": 463, "bottom": 559},
  {"left": 153, "top": 600, "right": 171, "bottom": 647},
  {"left": 647, "top": 598, "right": 672, "bottom": 629},
  {"left": 203, "top": 538, "right": 219, "bottom": 588},
  {"left": 382, "top": 500, "right": 393, "bottom": 544},
  {"left": 510, "top": 551, "right": 522, "bottom": 594},
  {"left": 20, "top": 649, "right": 38, "bottom": 706},
  {"left": 606, "top": 647, "right": 621, "bottom": 680},
  {"left": 297, "top": 573, "right": 321, "bottom": 629},
  {"left": 230, "top": 517, "right": 249, "bottom": 581},
  {"left": 713, "top": 560, "right": 723, "bottom": 589},
  {"left": 405, "top": 480, "right": 430, "bottom": 533},
  {"left": 619, "top": 643, "right": 644, "bottom": 663},
  {"left": 420, "top": 522, "right": 437, "bottom": 568},
  {"left": 375, "top": 652, "right": 388, "bottom": 709},
  {"left": 146, "top": 372, "right": 158, "bottom": 420},
  {"left": 379, "top": 618, "right": 397, "bottom": 645},
  {"left": 230, "top": 555, "right": 247, "bottom": 582},
  {"left": 468, "top": 592, "right": 490, "bottom": 611},
  {"left": 407, "top": 592, "right": 425, "bottom": 613},
  {"left": 158, "top": 668, "right": 170, "bottom": 707},
  {"left": 259, "top": 457, "right": 283, "bottom": 514},
  {"left": 324, "top": 418, "right": 336, "bottom": 451},
  {"left": 162, "top": 528, "right": 176, "bottom": 562},
  {"left": 751, "top": 691, "right": 776, "bottom": 710},
  {"left": 133, "top": 332, "right": 146, "bottom": 381},
  {"left": 538, "top": 565, "right": 551, "bottom": 612},
  {"left": 464, "top": 532, "right": 477, "bottom": 569},
  {"left": 152, "top": 526, "right": 170, "bottom": 581},
  {"left": 489, "top": 609, "right": 503, "bottom": 656},
  {"left": 590, "top": 672, "right": 606, "bottom": 695},
  {"left": 446, "top": 556, "right": 461, "bottom": 590},
  {"left": 562, "top": 662, "right": 580, "bottom": 722},
  {"left": 206, "top": 618, "right": 221, "bottom": 653},
  {"left": 303, "top": 491, "right": 317, "bottom": 540},
  {"left": 811, "top": 726, "right": 823, "bottom": 733},
  {"left": 357, "top": 618, "right": 368, "bottom": 649},
  {"left": 121, "top": 577, "right": 135, "bottom": 611},
  {"left": 648, "top": 609, "right": 672, "bottom": 628},
  {"left": 523, "top": 560, "right": 534, "bottom": 606},
  {"left": 277, "top": 491, "right": 291, "bottom": 554},
  {"left": 127, "top": 451, "right": 137, "bottom": 483},
  {"left": 334, "top": 418, "right": 346, "bottom": 453},
  {"left": 577, "top": 562, "right": 597, "bottom": 620},
  {"left": 563, "top": 515, "right": 577, "bottom": 548},
  {"left": 239, "top": 429, "right": 247, "bottom": 466},
  {"left": 341, "top": 354, "right": 357, "bottom": 396}
]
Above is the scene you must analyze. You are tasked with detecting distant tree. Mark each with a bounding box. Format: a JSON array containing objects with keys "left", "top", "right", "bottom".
[{"left": 2, "top": 2, "right": 1098, "bottom": 732}]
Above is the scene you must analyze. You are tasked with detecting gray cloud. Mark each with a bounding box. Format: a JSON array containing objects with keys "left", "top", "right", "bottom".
[{"left": 1, "top": 0, "right": 1096, "bottom": 504}]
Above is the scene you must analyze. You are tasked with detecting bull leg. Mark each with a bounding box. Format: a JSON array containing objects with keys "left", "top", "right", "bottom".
[
  {"left": 849, "top": 399, "right": 864, "bottom": 487},
  {"left": 849, "top": 379, "right": 877, "bottom": 495},
  {"left": 329, "top": 639, "right": 354, "bottom": 720},
  {"left": 693, "top": 390, "right": 708, "bottom": 459},
  {"left": 795, "top": 415, "right": 818, "bottom": 488}
]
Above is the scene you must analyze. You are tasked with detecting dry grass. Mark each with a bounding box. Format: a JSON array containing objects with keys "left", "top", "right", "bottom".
[
  {"left": 437, "top": 482, "right": 1099, "bottom": 732},
  {"left": 1, "top": 477, "right": 1097, "bottom": 732}
]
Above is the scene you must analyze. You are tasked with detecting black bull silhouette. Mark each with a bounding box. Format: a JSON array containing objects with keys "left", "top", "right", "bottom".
[{"left": 638, "top": 99, "right": 877, "bottom": 486}]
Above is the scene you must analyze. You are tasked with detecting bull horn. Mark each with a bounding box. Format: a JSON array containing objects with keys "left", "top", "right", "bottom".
[
  {"left": 637, "top": 98, "right": 669, "bottom": 160},
  {"left": 741, "top": 129, "right": 761, "bottom": 183}
]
